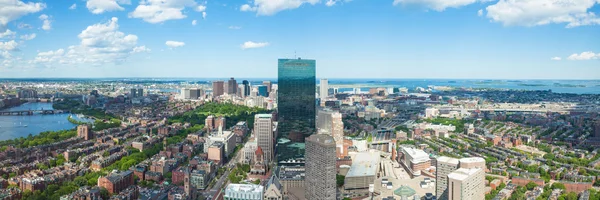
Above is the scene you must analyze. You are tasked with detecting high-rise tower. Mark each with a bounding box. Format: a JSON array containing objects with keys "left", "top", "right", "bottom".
[
  {"left": 276, "top": 58, "right": 316, "bottom": 164},
  {"left": 305, "top": 134, "right": 336, "bottom": 200}
]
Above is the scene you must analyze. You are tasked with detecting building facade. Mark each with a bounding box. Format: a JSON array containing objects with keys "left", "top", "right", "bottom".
[
  {"left": 320, "top": 79, "right": 328, "bottom": 101},
  {"left": 212, "top": 80, "right": 224, "bottom": 97},
  {"left": 276, "top": 58, "right": 316, "bottom": 164},
  {"left": 305, "top": 134, "right": 337, "bottom": 200},
  {"left": 448, "top": 168, "right": 485, "bottom": 200},
  {"left": 255, "top": 114, "right": 274, "bottom": 163},
  {"left": 224, "top": 184, "right": 264, "bottom": 200},
  {"left": 227, "top": 78, "right": 237, "bottom": 95},
  {"left": 436, "top": 156, "right": 460, "bottom": 200}
]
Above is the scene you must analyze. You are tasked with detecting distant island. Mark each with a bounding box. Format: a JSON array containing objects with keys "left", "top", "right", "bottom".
[
  {"left": 553, "top": 83, "right": 586, "bottom": 88},
  {"left": 518, "top": 83, "right": 547, "bottom": 87}
]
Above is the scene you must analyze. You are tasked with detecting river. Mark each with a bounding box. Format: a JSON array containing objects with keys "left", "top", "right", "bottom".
[{"left": 0, "top": 102, "right": 93, "bottom": 141}]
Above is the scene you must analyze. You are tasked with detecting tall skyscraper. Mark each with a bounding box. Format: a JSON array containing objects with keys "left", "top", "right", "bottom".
[
  {"left": 277, "top": 58, "right": 316, "bottom": 164},
  {"left": 190, "top": 88, "right": 203, "bottom": 99},
  {"left": 242, "top": 80, "right": 250, "bottom": 97},
  {"left": 263, "top": 81, "right": 272, "bottom": 93},
  {"left": 181, "top": 88, "right": 191, "bottom": 99},
  {"left": 257, "top": 85, "right": 268, "bottom": 97},
  {"left": 130, "top": 88, "right": 137, "bottom": 98},
  {"left": 212, "top": 80, "right": 224, "bottom": 97},
  {"left": 255, "top": 114, "right": 274, "bottom": 164},
  {"left": 320, "top": 79, "right": 328, "bottom": 101},
  {"left": 436, "top": 156, "right": 459, "bottom": 200},
  {"left": 305, "top": 134, "right": 336, "bottom": 200},
  {"left": 227, "top": 77, "right": 237, "bottom": 95},
  {"left": 137, "top": 88, "right": 144, "bottom": 97}
]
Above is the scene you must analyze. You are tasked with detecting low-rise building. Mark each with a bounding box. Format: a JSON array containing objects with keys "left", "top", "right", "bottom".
[{"left": 224, "top": 184, "right": 264, "bottom": 200}]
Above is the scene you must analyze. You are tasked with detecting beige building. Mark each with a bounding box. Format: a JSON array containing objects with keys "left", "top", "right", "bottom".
[
  {"left": 436, "top": 156, "right": 460, "bottom": 200},
  {"left": 448, "top": 167, "right": 485, "bottom": 200},
  {"left": 436, "top": 156, "right": 486, "bottom": 200},
  {"left": 305, "top": 134, "right": 337, "bottom": 200},
  {"left": 264, "top": 175, "right": 283, "bottom": 200},
  {"left": 400, "top": 147, "right": 431, "bottom": 176},
  {"left": 254, "top": 114, "right": 274, "bottom": 164}
]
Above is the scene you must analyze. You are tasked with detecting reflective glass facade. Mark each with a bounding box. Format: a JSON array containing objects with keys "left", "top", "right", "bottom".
[{"left": 276, "top": 58, "right": 316, "bottom": 164}]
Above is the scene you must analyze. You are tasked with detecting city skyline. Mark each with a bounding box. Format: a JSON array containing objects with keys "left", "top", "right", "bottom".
[{"left": 0, "top": 0, "right": 599, "bottom": 79}]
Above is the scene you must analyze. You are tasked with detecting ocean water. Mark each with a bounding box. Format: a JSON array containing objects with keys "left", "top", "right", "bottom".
[{"left": 326, "top": 79, "right": 600, "bottom": 94}]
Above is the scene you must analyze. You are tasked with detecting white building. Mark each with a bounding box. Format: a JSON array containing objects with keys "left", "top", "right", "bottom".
[
  {"left": 241, "top": 139, "right": 258, "bottom": 164},
  {"left": 425, "top": 108, "right": 439, "bottom": 119},
  {"left": 320, "top": 79, "right": 328, "bottom": 103},
  {"left": 205, "top": 126, "right": 236, "bottom": 157},
  {"left": 436, "top": 156, "right": 460, "bottom": 199},
  {"left": 224, "top": 184, "right": 264, "bottom": 200},
  {"left": 400, "top": 147, "right": 431, "bottom": 176},
  {"left": 448, "top": 168, "right": 485, "bottom": 200}
]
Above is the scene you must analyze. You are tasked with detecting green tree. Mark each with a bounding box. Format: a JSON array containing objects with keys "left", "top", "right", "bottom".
[
  {"left": 336, "top": 174, "right": 345, "bottom": 187},
  {"left": 526, "top": 181, "right": 537, "bottom": 190}
]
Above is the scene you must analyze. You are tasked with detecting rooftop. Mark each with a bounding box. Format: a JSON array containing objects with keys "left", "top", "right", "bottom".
[
  {"left": 401, "top": 147, "right": 430, "bottom": 163},
  {"left": 437, "top": 156, "right": 460, "bottom": 165},
  {"left": 459, "top": 157, "right": 486, "bottom": 164},
  {"left": 447, "top": 168, "right": 482, "bottom": 181},
  {"left": 225, "top": 184, "right": 264, "bottom": 193},
  {"left": 346, "top": 151, "right": 380, "bottom": 178}
]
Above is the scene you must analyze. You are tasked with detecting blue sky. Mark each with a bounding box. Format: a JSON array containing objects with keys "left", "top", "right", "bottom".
[{"left": 0, "top": 0, "right": 599, "bottom": 79}]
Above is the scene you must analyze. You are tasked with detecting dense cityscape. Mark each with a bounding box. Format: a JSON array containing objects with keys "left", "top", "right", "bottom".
[
  {"left": 1, "top": 0, "right": 600, "bottom": 199},
  {"left": 0, "top": 58, "right": 598, "bottom": 200}
]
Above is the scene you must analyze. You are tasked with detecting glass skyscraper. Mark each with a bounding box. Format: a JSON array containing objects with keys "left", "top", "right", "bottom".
[{"left": 276, "top": 58, "right": 316, "bottom": 165}]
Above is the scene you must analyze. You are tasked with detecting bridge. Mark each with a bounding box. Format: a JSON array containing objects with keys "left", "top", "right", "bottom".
[{"left": 0, "top": 109, "right": 65, "bottom": 116}]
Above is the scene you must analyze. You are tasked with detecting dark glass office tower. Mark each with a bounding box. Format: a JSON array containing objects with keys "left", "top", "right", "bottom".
[
  {"left": 242, "top": 80, "right": 250, "bottom": 96},
  {"left": 276, "top": 58, "right": 316, "bottom": 165}
]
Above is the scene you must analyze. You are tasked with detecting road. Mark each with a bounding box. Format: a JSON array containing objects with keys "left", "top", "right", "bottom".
[{"left": 203, "top": 144, "right": 244, "bottom": 199}]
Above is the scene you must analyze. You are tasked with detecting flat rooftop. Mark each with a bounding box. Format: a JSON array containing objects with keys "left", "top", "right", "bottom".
[
  {"left": 225, "top": 184, "right": 263, "bottom": 193},
  {"left": 346, "top": 151, "right": 380, "bottom": 178}
]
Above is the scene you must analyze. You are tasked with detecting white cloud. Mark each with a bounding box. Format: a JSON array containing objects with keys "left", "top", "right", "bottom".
[
  {"left": 325, "top": 0, "right": 350, "bottom": 6},
  {"left": 86, "top": 0, "right": 131, "bottom": 14},
  {"left": 192, "top": 20, "right": 197, "bottom": 25},
  {"left": 131, "top": 45, "right": 151, "bottom": 53},
  {"left": 551, "top": 56, "right": 561, "bottom": 61},
  {"left": 39, "top": 14, "right": 51, "bottom": 30},
  {"left": 129, "top": 0, "right": 203, "bottom": 23},
  {"left": 202, "top": 12, "right": 207, "bottom": 19},
  {"left": 241, "top": 41, "right": 269, "bottom": 49},
  {"left": 240, "top": 0, "right": 320, "bottom": 15},
  {"left": 326, "top": 0, "right": 337, "bottom": 6},
  {"left": 69, "top": 3, "right": 77, "bottom": 10},
  {"left": 478, "top": 9, "right": 483, "bottom": 16},
  {"left": 228, "top": 26, "right": 241, "bottom": 29},
  {"left": 0, "top": 40, "right": 19, "bottom": 51},
  {"left": 17, "top": 23, "right": 32, "bottom": 29},
  {"left": 0, "top": 29, "right": 16, "bottom": 38},
  {"left": 166, "top": 40, "right": 185, "bottom": 48},
  {"left": 486, "top": 0, "right": 600, "bottom": 28},
  {"left": 393, "top": 0, "right": 488, "bottom": 11},
  {"left": 20, "top": 33, "right": 35, "bottom": 40},
  {"left": 195, "top": 5, "right": 206, "bottom": 12},
  {"left": 567, "top": 51, "right": 600, "bottom": 60},
  {"left": 0, "top": 0, "right": 45, "bottom": 31},
  {"left": 240, "top": 4, "right": 257, "bottom": 12},
  {"left": 33, "top": 17, "right": 148, "bottom": 66}
]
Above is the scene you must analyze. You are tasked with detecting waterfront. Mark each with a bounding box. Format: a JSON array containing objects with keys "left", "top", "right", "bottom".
[{"left": 0, "top": 102, "right": 92, "bottom": 141}]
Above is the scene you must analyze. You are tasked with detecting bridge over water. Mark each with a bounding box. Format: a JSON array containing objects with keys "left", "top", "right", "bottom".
[{"left": 0, "top": 109, "right": 66, "bottom": 116}]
